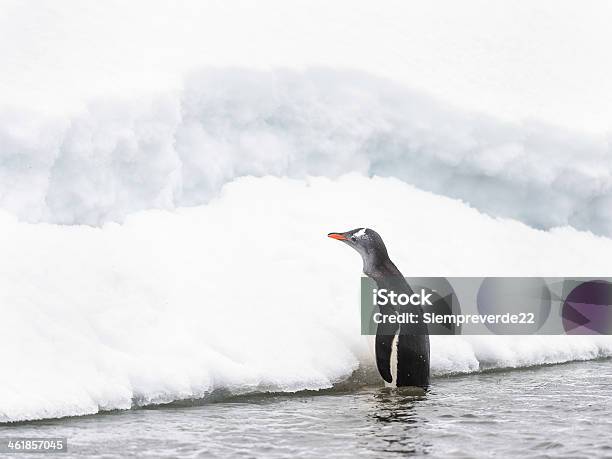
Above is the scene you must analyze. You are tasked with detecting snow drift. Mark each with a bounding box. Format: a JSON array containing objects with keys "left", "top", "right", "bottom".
[
  {"left": 2, "top": 69, "right": 612, "bottom": 234},
  {"left": 1, "top": 175, "right": 612, "bottom": 423}
]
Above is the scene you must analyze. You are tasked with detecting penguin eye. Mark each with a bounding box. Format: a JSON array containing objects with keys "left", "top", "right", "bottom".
[{"left": 350, "top": 235, "right": 357, "bottom": 242}]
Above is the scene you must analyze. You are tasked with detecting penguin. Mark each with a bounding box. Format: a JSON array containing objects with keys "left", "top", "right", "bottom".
[{"left": 328, "top": 228, "right": 430, "bottom": 389}]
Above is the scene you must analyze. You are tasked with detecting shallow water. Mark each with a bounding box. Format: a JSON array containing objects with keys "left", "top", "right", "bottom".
[{"left": 2, "top": 360, "right": 612, "bottom": 458}]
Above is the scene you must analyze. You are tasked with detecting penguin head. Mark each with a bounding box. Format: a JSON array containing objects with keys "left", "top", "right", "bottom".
[{"left": 327, "top": 228, "right": 390, "bottom": 270}]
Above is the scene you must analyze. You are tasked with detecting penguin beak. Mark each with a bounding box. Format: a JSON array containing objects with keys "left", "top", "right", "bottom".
[{"left": 328, "top": 232, "right": 348, "bottom": 241}]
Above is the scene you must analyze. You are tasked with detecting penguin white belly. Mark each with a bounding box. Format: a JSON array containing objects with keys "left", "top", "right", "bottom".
[
  {"left": 367, "top": 334, "right": 399, "bottom": 388},
  {"left": 388, "top": 334, "right": 399, "bottom": 388}
]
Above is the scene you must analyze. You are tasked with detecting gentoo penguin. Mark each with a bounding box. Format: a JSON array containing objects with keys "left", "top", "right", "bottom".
[{"left": 328, "top": 228, "right": 430, "bottom": 388}]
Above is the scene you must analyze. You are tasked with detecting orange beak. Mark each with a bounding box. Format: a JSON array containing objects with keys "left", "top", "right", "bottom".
[{"left": 328, "top": 233, "right": 347, "bottom": 241}]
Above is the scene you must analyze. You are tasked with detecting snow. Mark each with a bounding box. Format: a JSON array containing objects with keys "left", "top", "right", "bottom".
[
  {"left": 1, "top": 69, "right": 612, "bottom": 235},
  {"left": 1, "top": 174, "right": 612, "bottom": 422}
]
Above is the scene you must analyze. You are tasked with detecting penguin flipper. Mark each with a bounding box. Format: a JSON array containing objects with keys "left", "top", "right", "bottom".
[{"left": 375, "top": 321, "right": 398, "bottom": 383}]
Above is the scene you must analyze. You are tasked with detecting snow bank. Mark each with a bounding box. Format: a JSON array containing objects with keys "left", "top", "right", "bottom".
[
  {"left": 1, "top": 174, "right": 612, "bottom": 422},
  {"left": 2, "top": 69, "right": 612, "bottom": 234}
]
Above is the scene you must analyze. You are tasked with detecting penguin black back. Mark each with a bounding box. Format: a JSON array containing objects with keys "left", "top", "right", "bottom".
[{"left": 328, "top": 228, "right": 430, "bottom": 388}]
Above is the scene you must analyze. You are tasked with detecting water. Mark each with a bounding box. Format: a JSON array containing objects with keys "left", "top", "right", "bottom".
[{"left": 2, "top": 360, "right": 612, "bottom": 458}]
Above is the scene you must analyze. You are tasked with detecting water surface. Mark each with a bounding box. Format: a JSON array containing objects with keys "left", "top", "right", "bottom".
[{"left": 2, "top": 360, "right": 611, "bottom": 458}]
